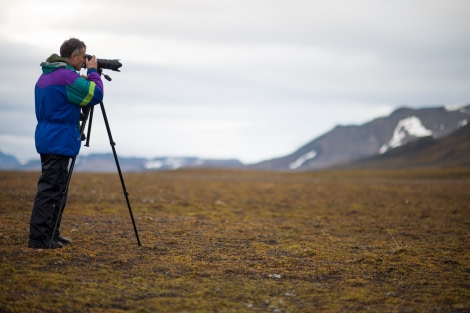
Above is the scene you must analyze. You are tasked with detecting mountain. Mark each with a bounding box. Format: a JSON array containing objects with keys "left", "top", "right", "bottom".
[
  {"left": 334, "top": 122, "right": 470, "bottom": 169},
  {"left": 2, "top": 104, "right": 469, "bottom": 172},
  {"left": 249, "top": 105, "right": 470, "bottom": 170},
  {"left": 73, "top": 154, "right": 243, "bottom": 172},
  {"left": 0, "top": 151, "right": 20, "bottom": 169},
  {"left": 0, "top": 153, "right": 243, "bottom": 172}
]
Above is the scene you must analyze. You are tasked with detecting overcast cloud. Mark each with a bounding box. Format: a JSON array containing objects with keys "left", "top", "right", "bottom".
[{"left": 1, "top": 0, "right": 469, "bottom": 163}]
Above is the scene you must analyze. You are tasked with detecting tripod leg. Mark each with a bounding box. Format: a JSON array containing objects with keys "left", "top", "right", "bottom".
[
  {"left": 49, "top": 157, "right": 75, "bottom": 248},
  {"left": 99, "top": 101, "right": 142, "bottom": 246},
  {"left": 85, "top": 106, "right": 94, "bottom": 147},
  {"left": 49, "top": 106, "right": 92, "bottom": 248}
]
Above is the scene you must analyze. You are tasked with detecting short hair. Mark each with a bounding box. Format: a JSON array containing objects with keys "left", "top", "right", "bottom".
[{"left": 60, "top": 38, "right": 86, "bottom": 58}]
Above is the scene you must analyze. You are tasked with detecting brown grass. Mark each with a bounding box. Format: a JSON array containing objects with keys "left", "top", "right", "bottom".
[{"left": 1, "top": 168, "right": 469, "bottom": 312}]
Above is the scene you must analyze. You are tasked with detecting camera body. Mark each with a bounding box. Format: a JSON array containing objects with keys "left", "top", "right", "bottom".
[{"left": 84, "top": 54, "right": 122, "bottom": 72}]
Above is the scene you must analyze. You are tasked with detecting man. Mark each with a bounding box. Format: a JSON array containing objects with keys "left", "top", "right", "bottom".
[{"left": 29, "top": 38, "right": 104, "bottom": 249}]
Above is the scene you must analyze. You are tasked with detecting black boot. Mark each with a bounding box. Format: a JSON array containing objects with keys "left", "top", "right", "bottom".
[{"left": 28, "top": 238, "right": 63, "bottom": 249}]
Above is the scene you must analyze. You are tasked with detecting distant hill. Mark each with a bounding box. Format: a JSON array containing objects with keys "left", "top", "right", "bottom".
[
  {"left": 74, "top": 154, "right": 244, "bottom": 172},
  {"left": 1, "top": 153, "right": 244, "bottom": 172},
  {"left": 334, "top": 122, "right": 470, "bottom": 169},
  {"left": 249, "top": 105, "right": 470, "bottom": 170},
  {"left": 0, "top": 151, "right": 20, "bottom": 169}
]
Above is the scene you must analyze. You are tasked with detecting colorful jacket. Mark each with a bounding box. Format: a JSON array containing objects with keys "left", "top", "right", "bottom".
[{"left": 35, "top": 54, "right": 104, "bottom": 157}]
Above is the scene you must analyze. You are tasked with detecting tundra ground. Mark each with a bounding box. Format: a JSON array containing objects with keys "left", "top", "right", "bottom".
[{"left": 1, "top": 169, "right": 469, "bottom": 312}]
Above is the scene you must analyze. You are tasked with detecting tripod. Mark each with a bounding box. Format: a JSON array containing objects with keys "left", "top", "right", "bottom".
[{"left": 49, "top": 100, "right": 142, "bottom": 248}]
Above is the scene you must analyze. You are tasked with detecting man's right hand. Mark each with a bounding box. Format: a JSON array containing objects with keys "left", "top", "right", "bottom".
[{"left": 85, "top": 55, "right": 98, "bottom": 70}]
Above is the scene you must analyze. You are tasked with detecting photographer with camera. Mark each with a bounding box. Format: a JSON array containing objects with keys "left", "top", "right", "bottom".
[{"left": 29, "top": 38, "right": 104, "bottom": 249}]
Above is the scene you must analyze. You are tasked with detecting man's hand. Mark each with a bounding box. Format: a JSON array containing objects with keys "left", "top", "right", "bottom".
[{"left": 85, "top": 55, "right": 98, "bottom": 70}]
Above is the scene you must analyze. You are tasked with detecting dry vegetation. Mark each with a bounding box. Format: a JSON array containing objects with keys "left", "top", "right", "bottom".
[{"left": 1, "top": 168, "right": 469, "bottom": 313}]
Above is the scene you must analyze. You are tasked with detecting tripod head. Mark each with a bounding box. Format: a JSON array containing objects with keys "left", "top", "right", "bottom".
[{"left": 97, "top": 68, "right": 113, "bottom": 82}]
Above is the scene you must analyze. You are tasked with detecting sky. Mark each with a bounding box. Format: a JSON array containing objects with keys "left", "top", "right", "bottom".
[{"left": 1, "top": 0, "right": 469, "bottom": 164}]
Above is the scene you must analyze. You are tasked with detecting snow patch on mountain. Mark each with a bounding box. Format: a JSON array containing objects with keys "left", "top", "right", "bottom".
[
  {"left": 458, "top": 119, "right": 468, "bottom": 127},
  {"left": 145, "top": 157, "right": 203, "bottom": 170},
  {"left": 289, "top": 150, "right": 317, "bottom": 170},
  {"left": 445, "top": 103, "right": 470, "bottom": 113},
  {"left": 379, "top": 116, "right": 433, "bottom": 154}
]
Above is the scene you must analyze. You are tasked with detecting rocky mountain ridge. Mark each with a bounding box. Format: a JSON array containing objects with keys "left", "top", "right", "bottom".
[{"left": 249, "top": 105, "right": 470, "bottom": 170}]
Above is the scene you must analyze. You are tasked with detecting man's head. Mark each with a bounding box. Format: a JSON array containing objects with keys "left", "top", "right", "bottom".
[{"left": 60, "top": 38, "right": 87, "bottom": 71}]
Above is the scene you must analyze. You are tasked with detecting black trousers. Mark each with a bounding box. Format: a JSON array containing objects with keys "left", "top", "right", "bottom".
[{"left": 29, "top": 154, "right": 71, "bottom": 243}]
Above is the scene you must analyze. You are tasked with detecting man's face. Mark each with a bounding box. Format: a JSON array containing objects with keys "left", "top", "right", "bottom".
[{"left": 70, "top": 48, "right": 86, "bottom": 71}]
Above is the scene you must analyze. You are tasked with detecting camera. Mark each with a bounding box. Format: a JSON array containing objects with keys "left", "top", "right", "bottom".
[{"left": 84, "top": 54, "right": 122, "bottom": 72}]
